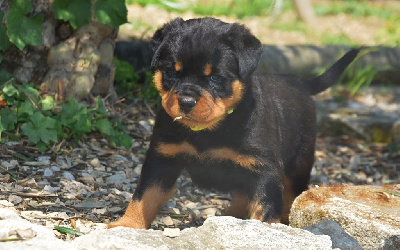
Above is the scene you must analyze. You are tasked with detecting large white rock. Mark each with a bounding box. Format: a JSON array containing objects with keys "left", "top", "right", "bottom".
[
  {"left": 0, "top": 208, "right": 332, "bottom": 250},
  {"left": 75, "top": 216, "right": 332, "bottom": 249}
]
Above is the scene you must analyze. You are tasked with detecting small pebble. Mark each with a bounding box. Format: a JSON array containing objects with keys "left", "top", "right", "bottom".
[
  {"left": 8, "top": 195, "right": 22, "bottom": 205},
  {"left": 163, "top": 228, "right": 180, "bottom": 238},
  {"left": 63, "top": 172, "right": 75, "bottom": 181},
  {"left": 90, "top": 158, "right": 102, "bottom": 168},
  {"left": 201, "top": 207, "right": 218, "bottom": 217},
  {"left": 51, "top": 165, "right": 61, "bottom": 172},
  {"left": 168, "top": 207, "right": 180, "bottom": 215},
  {"left": 43, "top": 168, "right": 53, "bottom": 177},
  {"left": 43, "top": 185, "right": 60, "bottom": 193},
  {"left": 2, "top": 160, "right": 18, "bottom": 169},
  {"left": 161, "top": 216, "right": 174, "bottom": 226},
  {"left": 78, "top": 175, "right": 95, "bottom": 184}
]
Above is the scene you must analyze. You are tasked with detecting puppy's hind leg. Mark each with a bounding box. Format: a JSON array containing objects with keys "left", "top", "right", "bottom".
[{"left": 248, "top": 176, "right": 284, "bottom": 223}]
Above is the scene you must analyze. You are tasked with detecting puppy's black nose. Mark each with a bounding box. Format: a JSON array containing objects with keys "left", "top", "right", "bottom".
[{"left": 178, "top": 96, "right": 197, "bottom": 113}]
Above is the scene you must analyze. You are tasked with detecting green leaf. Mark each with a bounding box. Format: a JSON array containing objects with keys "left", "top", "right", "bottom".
[
  {"left": 93, "top": 0, "right": 127, "bottom": 28},
  {"left": 53, "top": 0, "right": 92, "bottom": 29},
  {"left": 20, "top": 82, "right": 39, "bottom": 100},
  {"left": 2, "top": 83, "right": 19, "bottom": 105},
  {"left": 17, "top": 101, "right": 35, "bottom": 118},
  {"left": 114, "top": 57, "right": 138, "bottom": 83},
  {"left": 6, "top": 0, "right": 43, "bottom": 50},
  {"left": 61, "top": 98, "right": 92, "bottom": 137},
  {"left": 0, "top": 10, "right": 12, "bottom": 51},
  {"left": 21, "top": 111, "right": 58, "bottom": 144},
  {"left": 36, "top": 141, "right": 47, "bottom": 152},
  {"left": 54, "top": 226, "right": 84, "bottom": 236},
  {"left": 111, "top": 130, "right": 132, "bottom": 149},
  {"left": 89, "top": 97, "right": 108, "bottom": 116},
  {"left": 40, "top": 96, "right": 55, "bottom": 111},
  {"left": 0, "top": 117, "right": 4, "bottom": 141},
  {"left": 2, "top": 84, "right": 18, "bottom": 97},
  {"left": 0, "top": 70, "right": 14, "bottom": 86},
  {"left": 0, "top": 22, "right": 12, "bottom": 51},
  {"left": 0, "top": 108, "right": 18, "bottom": 130},
  {"left": 61, "top": 98, "right": 89, "bottom": 125},
  {"left": 94, "top": 118, "right": 112, "bottom": 135}
]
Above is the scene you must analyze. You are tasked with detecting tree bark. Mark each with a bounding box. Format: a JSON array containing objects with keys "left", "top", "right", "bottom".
[
  {"left": 292, "top": 0, "right": 318, "bottom": 28},
  {"left": 0, "top": 0, "right": 118, "bottom": 101}
]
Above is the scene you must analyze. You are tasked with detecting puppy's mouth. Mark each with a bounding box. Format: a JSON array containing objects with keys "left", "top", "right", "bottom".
[{"left": 153, "top": 70, "right": 244, "bottom": 131}]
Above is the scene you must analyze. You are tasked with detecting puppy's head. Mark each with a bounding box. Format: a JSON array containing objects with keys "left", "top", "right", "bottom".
[{"left": 150, "top": 18, "right": 262, "bottom": 131}]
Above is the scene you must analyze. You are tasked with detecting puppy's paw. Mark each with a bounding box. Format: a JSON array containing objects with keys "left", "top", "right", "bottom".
[{"left": 107, "top": 216, "right": 146, "bottom": 229}]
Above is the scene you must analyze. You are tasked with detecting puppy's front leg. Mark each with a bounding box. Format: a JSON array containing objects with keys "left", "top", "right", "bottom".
[
  {"left": 249, "top": 176, "right": 284, "bottom": 223},
  {"left": 108, "top": 148, "right": 183, "bottom": 229}
]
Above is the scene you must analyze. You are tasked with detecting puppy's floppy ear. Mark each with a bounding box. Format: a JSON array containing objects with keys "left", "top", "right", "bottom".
[
  {"left": 150, "top": 18, "right": 184, "bottom": 69},
  {"left": 224, "top": 24, "right": 263, "bottom": 80}
]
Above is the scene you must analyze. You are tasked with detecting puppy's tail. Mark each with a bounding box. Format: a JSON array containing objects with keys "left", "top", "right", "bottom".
[{"left": 307, "top": 48, "right": 360, "bottom": 95}]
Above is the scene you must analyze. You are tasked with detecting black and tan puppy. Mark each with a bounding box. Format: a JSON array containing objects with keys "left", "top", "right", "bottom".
[{"left": 109, "top": 17, "right": 359, "bottom": 229}]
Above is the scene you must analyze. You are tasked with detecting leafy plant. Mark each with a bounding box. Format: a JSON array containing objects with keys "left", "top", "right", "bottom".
[
  {"left": 311, "top": 48, "right": 393, "bottom": 96},
  {"left": 93, "top": 0, "right": 128, "bottom": 28},
  {"left": 0, "top": 0, "right": 127, "bottom": 51},
  {"left": 114, "top": 57, "right": 160, "bottom": 106},
  {"left": 21, "top": 112, "right": 59, "bottom": 151},
  {"left": 337, "top": 48, "right": 394, "bottom": 95},
  {"left": 6, "top": 0, "right": 44, "bottom": 50},
  {"left": 52, "top": 0, "right": 92, "bottom": 29},
  {"left": 0, "top": 11, "right": 12, "bottom": 53},
  {"left": 114, "top": 57, "right": 140, "bottom": 100},
  {"left": 0, "top": 72, "right": 133, "bottom": 151}
]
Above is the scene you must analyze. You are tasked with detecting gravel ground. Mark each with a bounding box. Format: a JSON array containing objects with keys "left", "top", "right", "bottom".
[{"left": 1, "top": 89, "right": 399, "bottom": 240}]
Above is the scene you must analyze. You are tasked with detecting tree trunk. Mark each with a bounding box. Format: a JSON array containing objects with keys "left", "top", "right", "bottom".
[
  {"left": 0, "top": 0, "right": 118, "bottom": 101},
  {"left": 292, "top": 0, "right": 318, "bottom": 28}
]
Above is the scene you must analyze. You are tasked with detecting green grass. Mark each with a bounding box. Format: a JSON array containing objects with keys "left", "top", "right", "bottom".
[
  {"left": 376, "top": 16, "right": 400, "bottom": 46},
  {"left": 127, "top": 0, "right": 292, "bottom": 19},
  {"left": 320, "top": 33, "right": 353, "bottom": 45},
  {"left": 125, "top": 1, "right": 399, "bottom": 46},
  {"left": 314, "top": 0, "right": 396, "bottom": 20},
  {"left": 193, "top": 0, "right": 286, "bottom": 19},
  {"left": 127, "top": 0, "right": 397, "bottom": 20}
]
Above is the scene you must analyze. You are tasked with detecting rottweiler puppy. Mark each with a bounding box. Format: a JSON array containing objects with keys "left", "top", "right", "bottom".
[{"left": 109, "top": 17, "right": 359, "bottom": 229}]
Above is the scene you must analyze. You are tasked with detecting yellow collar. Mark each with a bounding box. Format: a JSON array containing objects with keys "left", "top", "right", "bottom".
[{"left": 190, "top": 108, "right": 234, "bottom": 132}]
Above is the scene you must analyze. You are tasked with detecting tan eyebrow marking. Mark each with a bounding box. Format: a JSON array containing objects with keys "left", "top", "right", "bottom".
[
  {"left": 175, "top": 61, "right": 182, "bottom": 71},
  {"left": 204, "top": 63, "right": 212, "bottom": 76}
]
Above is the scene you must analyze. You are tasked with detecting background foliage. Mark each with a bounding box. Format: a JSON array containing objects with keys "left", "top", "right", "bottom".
[{"left": 0, "top": 0, "right": 130, "bottom": 151}]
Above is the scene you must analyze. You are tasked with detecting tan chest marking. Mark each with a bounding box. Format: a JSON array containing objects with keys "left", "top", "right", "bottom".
[{"left": 156, "top": 142, "right": 262, "bottom": 172}]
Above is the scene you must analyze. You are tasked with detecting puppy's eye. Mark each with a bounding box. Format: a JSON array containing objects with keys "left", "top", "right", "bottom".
[{"left": 209, "top": 75, "right": 224, "bottom": 84}]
